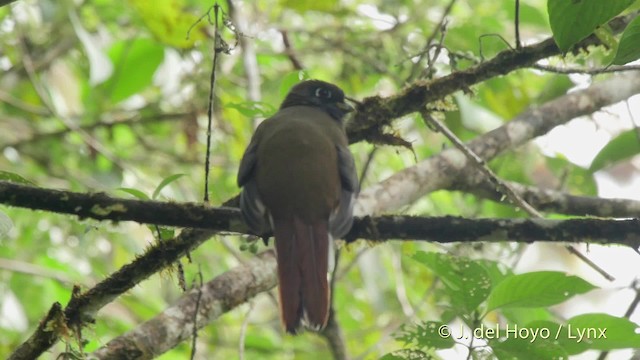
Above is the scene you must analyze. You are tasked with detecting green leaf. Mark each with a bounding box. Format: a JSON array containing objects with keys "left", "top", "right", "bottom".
[
  {"left": 491, "top": 334, "right": 568, "bottom": 360},
  {"left": 100, "top": 38, "right": 165, "bottom": 103},
  {"left": 278, "top": 71, "right": 310, "bottom": 98},
  {"left": 501, "top": 307, "right": 556, "bottom": 326},
  {"left": 243, "top": 333, "right": 279, "bottom": 352},
  {"left": 379, "top": 349, "right": 430, "bottom": 360},
  {"left": 548, "top": 0, "right": 634, "bottom": 51},
  {"left": 563, "top": 313, "right": 640, "bottom": 352},
  {"left": 475, "top": 259, "right": 513, "bottom": 286},
  {"left": 152, "top": 173, "right": 186, "bottom": 199},
  {"left": 412, "top": 252, "right": 492, "bottom": 313},
  {"left": 593, "top": 26, "right": 618, "bottom": 52},
  {"left": 227, "top": 101, "right": 277, "bottom": 118},
  {"left": 0, "top": 170, "right": 36, "bottom": 186},
  {"left": 394, "top": 321, "right": 456, "bottom": 350},
  {"left": 546, "top": 156, "right": 597, "bottom": 195},
  {"left": 486, "top": 271, "right": 596, "bottom": 311},
  {"left": 279, "top": 0, "right": 339, "bottom": 12},
  {"left": 612, "top": 15, "right": 640, "bottom": 65},
  {"left": 589, "top": 130, "right": 640, "bottom": 171},
  {"left": 117, "top": 187, "right": 150, "bottom": 200},
  {"left": 154, "top": 226, "right": 175, "bottom": 240},
  {"left": 129, "top": 0, "right": 206, "bottom": 49}
]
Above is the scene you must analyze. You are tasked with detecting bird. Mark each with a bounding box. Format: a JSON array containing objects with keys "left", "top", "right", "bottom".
[{"left": 237, "top": 80, "right": 358, "bottom": 334}]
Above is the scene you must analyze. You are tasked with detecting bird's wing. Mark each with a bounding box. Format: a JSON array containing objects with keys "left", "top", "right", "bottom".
[
  {"left": 330, "top": 144, "right": 358, "bottom": 238},
  {"left": 238, "top": 138, "right": 271, "bottom": 234}
]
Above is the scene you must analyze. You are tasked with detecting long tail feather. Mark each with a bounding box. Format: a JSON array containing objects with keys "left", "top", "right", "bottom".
[{"left": 273, "top": 216, "right": 330, "bottom": 334}]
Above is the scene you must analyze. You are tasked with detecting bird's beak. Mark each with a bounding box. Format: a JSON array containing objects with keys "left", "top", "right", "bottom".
[{"left": 336, "top": 101, "right": 354, "bottom": 113}]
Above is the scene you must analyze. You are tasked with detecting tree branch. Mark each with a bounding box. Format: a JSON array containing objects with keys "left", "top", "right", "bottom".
[
  {"left": 354, "top": 70, "right": 640, "bottom": 216},
  {"left": 42, "top": 216, "right": 640, "bottom": 359},
  {"left": 465, "top": 181, "right": 640, "bottom": 218},
  {"left": 8, "top": 303, "right": 65, "bottom": 360},
  {"left": 89, "top": 251, "right": 278, "bottom": 359},
  {"left": 346, "top": 12, "right": 638, "bottom": 144},
  {"left": 347, "top": 215, "right": 640, "bottom": 248},
  {"left": 3, "top": 180, "right": 640, "bottom": 248},
  {"left": 8, "top": 228, "right": 214, "bottom": 360},
  {"left": 0, "top": 181, "right": 245, "bottom": 232},
  {"left": 0, "top": 0, "right": 18, "bottom": 8}
]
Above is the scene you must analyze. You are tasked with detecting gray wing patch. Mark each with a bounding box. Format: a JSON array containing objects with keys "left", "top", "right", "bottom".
[
  {"left": 239, "top": 179, "right": 271, "bottom": 234},
  {"left": 238, "top": 140, "right": 271, "bottom": 234},
  {"left": 237, "top": 141, "right": 258, "bottom": 187},
  {"left": 330, "top": 145, "right": 358, "bottom": 238},
  {"left": 336, "top": 145, "right": 358, "bottom": 193}
]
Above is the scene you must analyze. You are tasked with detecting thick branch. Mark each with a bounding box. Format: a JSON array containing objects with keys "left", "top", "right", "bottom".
[
  {"left": 7, "top": 65, "right": 640, "bottom": 356},
  {"left": 3, "top": 180, "right": 640, "bottom": 248},
  {"left": 2, "top": 113, "right": 191, "bottom": 150},
  {"left": 354, "top": 70, "right": 640, "bottom": 216},
  {"left": 0, "top": 181, "right": 245, "bottom": 232},
  {"left": 348, "top": 215, "right": 640, "bottom": 248},
  {"left": 48, "top": 212, "right": 639, "bottom": 358},
  {"left": 90, "top": 251, "right": 277, "bottom": 359},
  {"left": 8, "top": 228, "right": 213, "bottom": 360},
  {"left": 466, "top": 181, "right": 640, "bottom": 218},
  {"left": 346, "top": 13, "right": 637, "bottom": 143},
  {"left": 8, "top": 303, "right": 64, "bottom": 360}
]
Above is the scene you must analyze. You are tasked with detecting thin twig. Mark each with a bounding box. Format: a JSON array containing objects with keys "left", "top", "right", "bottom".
[
  {"left": 281, "top": 30, "right": 304, "bottom": 70},
  {"left": 420, "top": 111, "right": 543, "bottom": 216},
  {"left": 533, "top": 63, "right": 640, "bottom": 74},
  {"left": 514, "top": 0, "right": 521, "bottom": 49},
  {"left": 596, "top": 280, "right": 640, "bottom": 360},
  {"left": 407, "top": 0, "right": 457, "bottom": 81},
  {"left": 204, "top": 3, "right": 223, "bottom": 203},
  {"left": 322, "top": 247, "right": 348, "bottom": 359},
  {"left": 238, "top": 301, "right": 255, "bottom": 360},
  {"left": 478, "top": 33, "right": 514, "bottom": 61},
  {"left": 419, "top": 21, "right": 448, "bottom": 79},
  {"left": 358, "top": 147, "right": 378, "bottom": 189},
  {"left": 3, "top": 112, "right": 191, "bottom": 150},
  {"left": 391, "top": 248, "right": 414, "bottom": 317},
  {"left": 0, "top": 90, "right": 50, "bottom": 115},
  {"left": 17, "top": 32, "right": 132, "bottom": 176},
  {"left": 419, "top": 110, "right": 615, "bottom": 281},
  {"left": 0, "top": 258, "right": 73, "bottom": 285},
  {"left": 190, "top": 266, "right": 204, "bottom": 360}
]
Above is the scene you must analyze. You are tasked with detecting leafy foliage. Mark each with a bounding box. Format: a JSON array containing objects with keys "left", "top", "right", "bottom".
[
  {"left": 613, "top": 15, "right": 640, "bottom": 64},
  {"left": 548, "top": 0, "right": 635, "bottom": 51},
  {"left": 393, "top": 255, "right": 638, "bottom": 358}
]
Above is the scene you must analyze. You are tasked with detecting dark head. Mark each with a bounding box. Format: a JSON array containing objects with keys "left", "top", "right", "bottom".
[{"left": 280, "top": 80, "right": 354, "bottom": 121}]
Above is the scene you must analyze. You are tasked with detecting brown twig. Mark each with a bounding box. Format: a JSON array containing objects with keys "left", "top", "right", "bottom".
[
  {"left": 420, "top": 111, "right": 614, "bottom": 281},
  {"left": 281, "top": 30, "right": 304, "bottom": 70},
  {"left": 407, "top": 0, "right": 457, "bottom": 81},
  {"left": 347, "top": 12, "right": 638, "bottom": 144},
  {"left": 514, "top": 0, "right": 521, "bottom": 49},
  {"left": 203, "top": 3, "right": 224, "bottom": 203},
  {"left": 533, "top": 63, "right": 640, "bottom": 74}
]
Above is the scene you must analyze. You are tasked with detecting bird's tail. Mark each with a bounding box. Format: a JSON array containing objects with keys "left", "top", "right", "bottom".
[{"left": 273, "top": 216, "right": 330, "bottom": 334}]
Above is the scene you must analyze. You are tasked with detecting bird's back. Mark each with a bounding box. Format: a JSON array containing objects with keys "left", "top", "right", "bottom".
[{"left": 255, "top": 106, "right": 343, "bottom": 223}]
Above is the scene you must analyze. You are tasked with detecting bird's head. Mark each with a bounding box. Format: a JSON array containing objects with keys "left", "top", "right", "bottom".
[{"left": 280, "top": 80, "right": 354, "bottom": 121}]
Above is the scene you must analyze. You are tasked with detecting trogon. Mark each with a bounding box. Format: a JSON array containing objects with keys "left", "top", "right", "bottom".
[{"left": 237, "top": 80, "right": 358, "bottom": 334}]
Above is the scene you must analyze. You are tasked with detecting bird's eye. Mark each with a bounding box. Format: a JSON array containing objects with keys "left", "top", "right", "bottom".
[{"left": 315, "top": 87, "right": 332, "bottom": 99}]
